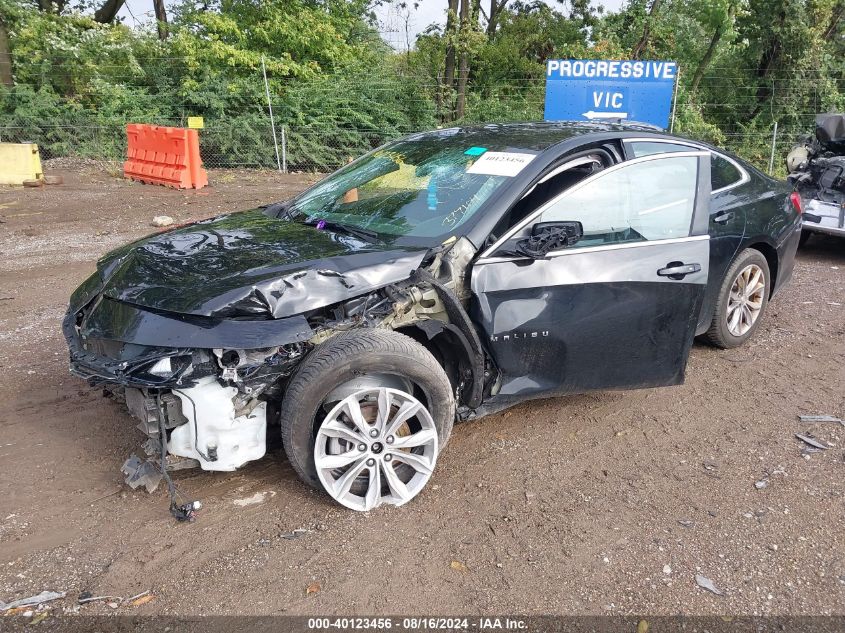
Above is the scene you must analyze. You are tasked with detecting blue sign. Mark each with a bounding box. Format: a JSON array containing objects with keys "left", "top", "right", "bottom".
[{"left": 544, "top": 59, "right": 677, "bottom": 129}]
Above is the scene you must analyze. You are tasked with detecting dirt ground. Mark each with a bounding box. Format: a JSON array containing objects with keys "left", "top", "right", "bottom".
[{"left": 0, "top": 166, "right": 843, "bottom": 618}]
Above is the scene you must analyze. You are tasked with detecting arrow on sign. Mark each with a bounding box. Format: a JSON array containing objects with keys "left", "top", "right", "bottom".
[{"left": 582, "top": 111, "right": 629, "bottom": 120}]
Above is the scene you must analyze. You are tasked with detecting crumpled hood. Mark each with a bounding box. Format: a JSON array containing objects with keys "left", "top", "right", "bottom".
[{"left": 93, "top": 209, "right": 428, "bottom": 319}]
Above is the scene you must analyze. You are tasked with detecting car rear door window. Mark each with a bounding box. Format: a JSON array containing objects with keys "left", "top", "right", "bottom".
[
  {"left": 628, "top": 141, "right": 745, "bottom": 193},
  {"left": 536, "top": 155, "right": 699, "bottom": 247},
  {"left": 628, "top": 141, "right": 693, "bottom": 157},
  {"left": 710, "top": 153, "right": 743, "bottom": 191}
]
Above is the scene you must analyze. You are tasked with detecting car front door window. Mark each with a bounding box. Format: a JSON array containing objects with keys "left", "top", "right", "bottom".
[{"left": 535, "top": 155, "right": 699, "bottom": 247}]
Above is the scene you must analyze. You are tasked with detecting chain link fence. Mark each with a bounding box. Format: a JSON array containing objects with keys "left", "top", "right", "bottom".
[
  {"left": 0, "top": 119, "right": 410, "bottom": 173},
  {"left": 0, "top": 77, "right": 829, "bottom": 176},
  {"left": 0, "top": 117, "right": 817, "bottom": 176}
]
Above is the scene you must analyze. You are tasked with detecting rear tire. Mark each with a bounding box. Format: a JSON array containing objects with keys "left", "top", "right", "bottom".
[
  {"left": 798, "top": 230, "right": 812, "bottom": 248},
  {"left": 704, "top": 248, "right": 770, "bottom": 349},
  {"left": 279, "top": 329, "right": 455, "bottom": 499}
]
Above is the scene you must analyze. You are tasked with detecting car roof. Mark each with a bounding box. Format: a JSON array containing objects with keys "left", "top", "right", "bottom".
[{"left": 411, "top": 121, "right": 667, "bottom": 152}]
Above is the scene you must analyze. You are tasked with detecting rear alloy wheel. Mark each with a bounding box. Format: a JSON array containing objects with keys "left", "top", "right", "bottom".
[
  {"left": 726, "top": 263, "right": 766, "bottom": 337},
  {"left": 704, "top": 248, "right": 770, "bottom": 349},
  {"left": 314, "top": 387, "right": 438, "bottom": 511}
]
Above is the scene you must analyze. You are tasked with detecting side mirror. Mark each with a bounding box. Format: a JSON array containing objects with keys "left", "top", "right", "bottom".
[{"left": 516, "top": 221, "right": 583, "bottom": 258}]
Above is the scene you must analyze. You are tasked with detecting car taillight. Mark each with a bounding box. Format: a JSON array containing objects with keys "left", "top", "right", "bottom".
[{"left": 790, "top": 191, "right": 803, "bottom": 214}]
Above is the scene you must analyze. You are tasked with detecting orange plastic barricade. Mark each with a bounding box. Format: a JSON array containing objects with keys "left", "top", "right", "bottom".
[{"left": 123, "top": 124, "right": 208, "bottom": 189}]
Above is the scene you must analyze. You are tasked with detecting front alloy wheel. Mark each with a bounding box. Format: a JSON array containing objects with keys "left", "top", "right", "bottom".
[
  {"left": 279, "top": 329, "right": 455, "bottom": 511},
  {"left": 315, "top": 387, "right": 438, "bottom": 511},
  {"left": 726, "top": 263, "right": 766, "bottom": 337}
]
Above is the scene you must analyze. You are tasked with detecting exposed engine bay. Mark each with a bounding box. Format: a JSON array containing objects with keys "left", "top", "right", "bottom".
[{"left": 786, "top": 113, "right": 845, "bottom": 237}]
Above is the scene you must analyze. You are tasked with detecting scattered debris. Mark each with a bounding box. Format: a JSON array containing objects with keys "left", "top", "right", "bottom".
[
  {"left": 662, "top": 564, "right": 672, "bottom": 575},
  {"left": 29, "top": 611, "right": 49, "bottom": 625},
  {"left": 754, "top": 479, "right": 769, "bottom": 490},
  {"left": 22, "top": 179, "right": 44, "bottom": 188},
  {"left": 121, "top": 454, "right": 162, "bottom": 493},
  {"left": 798, "top": 414, "right": 843, "bottom": 425},
  {"left": 151, "top": 215, "right": 174, "bottom": 227},
  {"left": 171, "top": 501, "right": 201, "bottom": 523},
  {"left": 128, "top": 592, "right": 154, "bottom": 607},
  {"left": 77, "top": 591, "right": 120, "bottom": 605},
  {"left": 637, "top": 620, "right": 649, "bottom": 633},
  {"left": 695, "top": 574, "right": 724, "bottom": 596},
  {"left": 678, "top": 519, "right": 694, "bottom": 528},
  {"left": 306, "top": 582, "right": 321, "bottom": 595},
  {"left": 280, "top": 528, "right": 310, "bottom": 540},
  {"left": 0, "top": 591, "right": 66, "bottom": 612},
  {"left": 43, "top": 174, "right": 64, "bottom": 186},
  {"left": 450, "top": 560, "right": 469, "bottom": 573},
  {"left": 795, "top": 433, "right": 828, "bottom": 450}
]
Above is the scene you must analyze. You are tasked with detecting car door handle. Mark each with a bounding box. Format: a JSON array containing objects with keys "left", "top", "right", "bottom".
[
  {"left": 712, "top": 211, "right": 734, "bottom": 225},
  {"left": 657, "top": 263, "right": 701, "bottom": 279}
]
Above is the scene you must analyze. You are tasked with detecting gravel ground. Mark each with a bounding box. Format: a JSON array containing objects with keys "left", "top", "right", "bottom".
[{"left": 0, "top": 167, "right": 843, "bottom": 619}]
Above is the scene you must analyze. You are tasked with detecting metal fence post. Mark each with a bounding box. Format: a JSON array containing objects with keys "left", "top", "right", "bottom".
[
  {"left": 670, "top": 66, "right": 680, "bottom": 134},
  {"left": 261, "top": 54, "right": 282, "bottom": 172},
  {"left": 281, "top": 125, "right": 287, "bottom": 174},
  {"left": 768, "top": 121, "right": 778, "bottom": 175}
]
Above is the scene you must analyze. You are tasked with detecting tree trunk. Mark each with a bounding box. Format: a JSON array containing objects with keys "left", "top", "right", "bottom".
[
  {"left": 823, "top": 1, "right": 844, "bottom": 41},
  {"left": 631, "top": 0, "right": 662, "bottom": 60},
  {"left": 0, "top": 21, "right": 13, "bottom": 87},
  {"left": 690, "top": 17, "right": 730, "bottom": 94},
  {"left": 455, "top": 0, "right": 470, "bottom": 119},
  {"left": 38, "top": 0, "right": 68, "bottom": 12},
  {"left": 94, "top": 0, "right": 126, "bottom": 24},
  {"left": 442, "top": 0, "right": 459, "bottom": 121},
  {"left": 153, "top": 0, "right": 168, "bottom": 40},
  {"left": 486, "top": 0, "right": 509, "bottom": 39}
]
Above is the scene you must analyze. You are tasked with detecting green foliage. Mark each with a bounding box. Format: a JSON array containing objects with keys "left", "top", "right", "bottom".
[{"left": 0, "top": 0, "right": 842, "bottom": 172}]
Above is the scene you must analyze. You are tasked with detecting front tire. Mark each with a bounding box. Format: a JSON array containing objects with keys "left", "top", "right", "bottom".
[
  {"left": 279, "top": 329, "right": 455, "bottom": 510},
  {"left": 704, "top": 248, "right": 771, "bottom": 349}
]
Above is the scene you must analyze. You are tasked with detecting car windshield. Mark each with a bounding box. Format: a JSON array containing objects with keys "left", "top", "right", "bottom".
[{"left": 287, "top": 133, "right": 535, "bottom": 241}]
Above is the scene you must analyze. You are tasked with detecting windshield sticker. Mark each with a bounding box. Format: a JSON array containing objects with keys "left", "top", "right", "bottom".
[
  {"left": 464, "top": 146, "right": 488, "bottom": 156},
  {"left": 466, "top": 152, "right": 535, "bottom": 177}
]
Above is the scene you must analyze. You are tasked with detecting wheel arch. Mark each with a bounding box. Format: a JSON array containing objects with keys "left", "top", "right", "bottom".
[
  {"left": 394, "top": 320, "right": 478, "bottom": 406},
  {"left": 744, "top": 240, "right": 778, "bottom": 296}
]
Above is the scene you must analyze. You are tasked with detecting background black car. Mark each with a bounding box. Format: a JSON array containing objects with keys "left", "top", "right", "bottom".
[{"left": 64, "top": 122, "right": 802, "bottom": 512}]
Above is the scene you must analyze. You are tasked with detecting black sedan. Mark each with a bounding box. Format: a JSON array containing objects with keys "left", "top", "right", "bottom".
[{"left": 64, "top": 122, "right": 802, "bottom": 512}]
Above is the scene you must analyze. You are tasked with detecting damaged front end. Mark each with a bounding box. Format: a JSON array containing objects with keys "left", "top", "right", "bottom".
[
  {"left": 64, "top": 229, "right": 489, "bottom": 486},
  {"left": 787, "top": 113, "right": 845, "bottom": 238}
]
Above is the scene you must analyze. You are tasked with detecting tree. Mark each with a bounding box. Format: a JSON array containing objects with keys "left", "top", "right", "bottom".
[
  {"left": 481, "top": 0, "right": 511, "bottom": 38},
  {"left": 89, "top": 0, "right": 125, "bottom": 22},
  {"left": 443, "top": 0, "right": 459, "bottom": 116},
  {"left": 154, "top": 0, "right": 168, "bottom": 39},
  {"left": 823, "top": 0, "right": 843, "bottom": 40},
  {"left": 631, "top": 0, "right": 662, "bottom": 59},
  {"left": 0, "top": 20, "right": 12, "bottom": 86},
  {"left": 455, "top": 0, "right": 471, "bottom": 117},
  {"left": 689, "top": 0, "right": 738, "bottom": 95}
]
